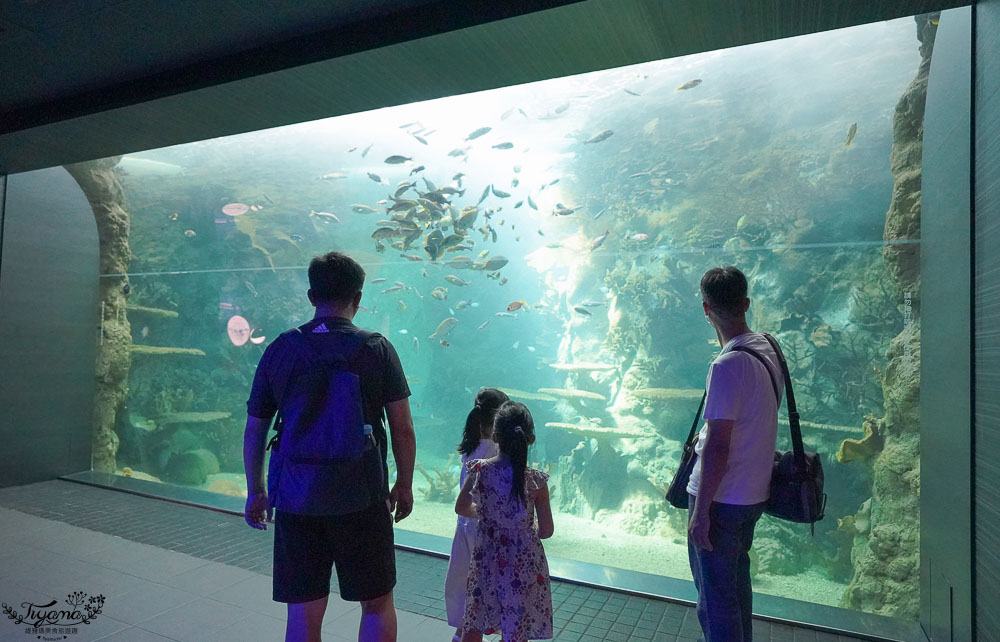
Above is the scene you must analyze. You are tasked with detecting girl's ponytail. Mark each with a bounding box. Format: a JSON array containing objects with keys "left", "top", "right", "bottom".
[{"left": 493, "top": 401, "right": 535, "bottom": 506}]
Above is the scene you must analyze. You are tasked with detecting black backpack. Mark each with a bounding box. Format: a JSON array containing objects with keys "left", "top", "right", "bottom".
[{"left": 265, "top": 325, "right": 385, "bottom": 515}]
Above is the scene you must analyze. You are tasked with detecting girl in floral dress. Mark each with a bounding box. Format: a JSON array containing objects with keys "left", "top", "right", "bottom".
[{"left": 455, "top": 401, "right": 554, "bottom": 642}]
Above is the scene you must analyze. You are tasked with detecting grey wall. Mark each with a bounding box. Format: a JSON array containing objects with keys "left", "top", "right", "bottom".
[
  {"left": 975, "top": 0, "right": 1000, "bottom": 639},
  {"left": 921, "top": 7, "right": 973, "bottom": 641},
  {"left": 0, "top": 167, "right": 99, "bottom": 487}
]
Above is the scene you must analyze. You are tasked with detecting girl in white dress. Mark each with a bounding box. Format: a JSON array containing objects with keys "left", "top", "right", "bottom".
[{"left": 445, "top": 388, "right": 510, "bottom": 642}]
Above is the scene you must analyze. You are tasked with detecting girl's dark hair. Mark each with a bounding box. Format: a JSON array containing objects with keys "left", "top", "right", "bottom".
[
  {"left": 457, "top": 388, "right": 510, "bottom": 456},
  {"left": 493, "top": 401, "right": 535, "bottom": 506}
]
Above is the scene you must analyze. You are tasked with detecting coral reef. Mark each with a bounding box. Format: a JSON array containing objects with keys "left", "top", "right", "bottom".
[
  {"left": 840, "top": 15, "right": 936, "bottom": 619},
  {"left": 64, "top": 158, "right": 132, "bottom": 473},
  {"left": 416, "top": 458, "right": 460, "bottom": 503}
]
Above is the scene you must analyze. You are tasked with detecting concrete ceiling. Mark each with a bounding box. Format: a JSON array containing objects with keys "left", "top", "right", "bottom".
[{"left": 0, "top": 0, "right": 966, "bottom": 174}]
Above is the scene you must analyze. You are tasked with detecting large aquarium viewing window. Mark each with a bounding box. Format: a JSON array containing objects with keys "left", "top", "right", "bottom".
[{"left": 12, "top": 10, "right": 956, "bottom": 631}]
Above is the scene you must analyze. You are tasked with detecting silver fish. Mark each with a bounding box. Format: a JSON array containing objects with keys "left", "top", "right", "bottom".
[
  {"left": 367, "top": 172, "right": 385, "bottom": 184},
  {"left": 362, "top": 144, "right": 373, "bottom": 157},
  {"left": 384, "top": 155, "right": 411, "bottom": 164},
  {"left": 478, "top": 185, "right": 491, "bottom": 205},
  {"left": 491, "top": 186, "right": 511, "bottom": 198},
  {"left": 429, "top": 316, "right": 458, "bottom": 339},
  {"left": 583, "top": 130, "right": 614, "bottom": 144},
  {"left": 466, "top": 126, "right": 492, "bottom": 140},
  {"left": 492, "top": 142, "right": 514, "bottom": 150},
  {"left": 410, "top": 165, "right": 425, "bottom": 175}
]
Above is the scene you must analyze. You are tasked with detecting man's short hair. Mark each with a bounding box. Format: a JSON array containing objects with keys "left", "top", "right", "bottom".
[
  {"left": 308, "top": 252, "right": 365, "bottom": 303},
  {"left": 700, "top": 266, "right": 748, "bottom": 318}
]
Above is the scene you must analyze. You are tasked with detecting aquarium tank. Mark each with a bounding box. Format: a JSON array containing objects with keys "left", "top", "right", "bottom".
[{"left": 60, "top": 13, "right": 941, "bottom": 620}]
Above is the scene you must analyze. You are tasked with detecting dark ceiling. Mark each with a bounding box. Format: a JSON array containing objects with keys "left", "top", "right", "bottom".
[{"left": 0, "top": 0, "right": 966, "bottom": 174}]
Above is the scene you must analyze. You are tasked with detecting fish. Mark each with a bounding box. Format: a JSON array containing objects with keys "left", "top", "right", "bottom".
[
  {"left": 410, "top": 165, "right": 425, "bottom": 176},
  {"left": 527, "top": 346, "right": 535, "bottom": 352},
  {"left": 446, "top": 255, "right": 475, "bottom": 270},
  {"left": 452, "top": 172, "right": 465, "bottom": 181},
  {"left": 501, "top": 108, "right": 514, "bottom": 120},
  {"left": 513, "top": 340, "right": 520, "bottom": 349},
  {"left": 499, "top": 276, "right": 509, "bottom": 284},
  {"left": 478, "top": 185, "right": 491, "bottom": 204},
  {"left": 352, "top": 204, "right": 377, "bottom": 213},
  {"left": 440, "top": 340, "right": 451, "bottom": 347},
  {"left": 362, "top": 144, "right": 373, "bottom": 157},
  {"left": 448, "top": 148, "right": 468, "bottom": 157},
  {"left": 590, "top": 229, "right": 610, "bottom": 251},
  {"left": 140, "top": 326, "right": 149, "bottom": 339},
  {"left": 309, "top": 210, "right": 341, "bottom": 223},
  {"left": 371, "top": 278, "right": 388, "bottom": 284},
  {"left": 573, "top": 306, "right": 592, "bottom": 316},
  {"left": 624, "top": 88, "right": 641, "bottom": 96},
  {"left": 554, "top": 102, "right": 570, "bottom": 114},
  {"left": 478, "top": 320, "right": 490, "bottom": 330},
  {"left": 381, "top": 285, "right": 405, "bottom": 294},
  {"left": 511, "top": 178, "right": 519, "bottom": 188},
  {"left": 455, "top": 300, "right": 472, "bottom": 310},
  {"left": 367, "top": 172, "right": 386, "bottom": 184},
  {"left": 491, "top": 186, "right": 511, "bottom": 198},
  {"left": 583, "top": 130, "right": 614, "bottom": 144},
  {"left": 413, "top": 336, "right": 419, "bottom": 351},
  {"left": 399, "top": 122, "right": 418, "bottom": 129},
  {"left": 492, "top": 142, "right": 514, "bottom": 150},
  {"left": 445, "top": 275, "right": 471, "bottom": 287},
  {"left": 347, "top": 146, "right": 357, "bottom": 153},
  {"left": 401, "top": 254, "right": 424, "bottom": 262},
  {"left": 413, "top": 135, "right": 428, "bottom": 145},
  {"left": 375, "top": 240, "right": 386, "bottom": 253},
  {"left": 429, "top": 316, "right": 458, "bottom": 338},
  {"left": 675, "top": 79, "right": 703, "bottom": 91},
  {"left": 593, "top": 208, "right": 607, "bottom": 220},
  {"left": 317, "top": 172, "right": 348, "bottom": 180},
  {"left": 384, "top": 155, "right": 411, "bottom": 164},
  {"left": 291, "top": 232, "right": 304, "bottom": 242},
  {"left": 553, "top": 203, "right": 579, "bottom": 216},
  {"left": 466, "top": 126, "right": 492, "bottom": 140},
  {"left": 372, "top": 227, "right": 399, "bottom": 239},
  {"left": 431, "top": 286, "right": 448, "bottom": 300},
  {"left": 398, "top": 329, "right": 409, "bottom": 335},
  {"left": 579, "top": 300, "right": 605, "bottom": 307},
  {"left": 528, "top": 195, "right": 538, "bottom": 210},
  {"left": 184, "top": 229, "right": 196, "bottom": 237},
  {"left": 630, "top": 233, "right": 650, "bottom": 241},
  {"left": 514, "top": 200, "right": 523, "bottom": 208},
  {"left": 845, "top": 122, "right": 858, "bottom": 147},
  {"left": 482, "top": 255, "right": 509, "bottom": 271},
  {"left": 245, "top": 281, "right": 259, "bottom": 296},
  {"left": 496, "top": 312, "right": 516, "bottom": 318},
  {"left": 507, "top": 300, "right": 526, "bottom": 312},
  {"left": 397, "top": 300, "right": 407, "bottom": 312},
  {"left": 518, "top": 108, "right": 528, "bottom": 118}
]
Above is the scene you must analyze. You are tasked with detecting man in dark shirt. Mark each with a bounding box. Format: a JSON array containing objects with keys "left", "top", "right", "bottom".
[{"left": 243, "top": 251, "right": 416, "bottom": 642}]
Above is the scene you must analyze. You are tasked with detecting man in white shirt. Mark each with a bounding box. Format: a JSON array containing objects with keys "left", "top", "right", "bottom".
[{"left": 686, "top": 266, "right": 780, "bottom": 642}]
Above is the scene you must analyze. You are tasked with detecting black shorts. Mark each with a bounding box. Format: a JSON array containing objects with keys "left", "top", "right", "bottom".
[{"left": 272, "top": 500, "right": 396, "bottom": 603}]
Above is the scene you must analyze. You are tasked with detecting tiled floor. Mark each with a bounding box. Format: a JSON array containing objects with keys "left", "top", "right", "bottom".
[{"left": 0, "top": 481, "right": 868, "bottom": 641}]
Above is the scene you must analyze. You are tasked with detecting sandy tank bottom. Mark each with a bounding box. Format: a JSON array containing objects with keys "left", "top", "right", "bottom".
[{"left": 403, "top": 497, "right": 848, "bottom": 609}]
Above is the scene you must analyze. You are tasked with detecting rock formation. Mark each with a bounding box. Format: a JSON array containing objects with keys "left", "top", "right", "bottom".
[
  {"left": 840, "top": 14, "right": 937, "bottom": 618},
  {"left": 64, "top": 158, "right": 131, "bottom": 473}
]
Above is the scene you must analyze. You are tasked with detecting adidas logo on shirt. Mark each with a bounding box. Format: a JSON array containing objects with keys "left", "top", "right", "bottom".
[{"left": 312, "top": 323, "right": 329, "bottom": 333}]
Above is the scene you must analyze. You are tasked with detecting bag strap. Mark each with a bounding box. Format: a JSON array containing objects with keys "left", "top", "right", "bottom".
[
  {"left": 683, "top": 391, "right": 708, "bottom": 447},
  {"left": 728, "top": 335, "right": 806, "bottom": 467},
  {"left": 728, "top": 346, "right": 780, "bottom": 406}
]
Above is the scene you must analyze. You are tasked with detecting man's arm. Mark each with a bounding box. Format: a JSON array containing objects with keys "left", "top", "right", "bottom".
[
  {"left": 385, "top": 398, "right": 416, "bottom": 522},
  {"left": 243, "top": 415, "right": 274, "bottom": 529},
  {"left": 689, "top": 418, "right": 735, "bottom": 550}
]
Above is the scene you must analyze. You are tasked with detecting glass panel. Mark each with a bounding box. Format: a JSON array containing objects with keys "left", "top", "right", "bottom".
[{"left": 86, "top": 14, "right": 942, "bottom": 619}]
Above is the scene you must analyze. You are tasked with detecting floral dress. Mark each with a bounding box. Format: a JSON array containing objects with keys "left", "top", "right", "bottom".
[{"left": 462, "top": 459, "right": 553, "bottom": 641}]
